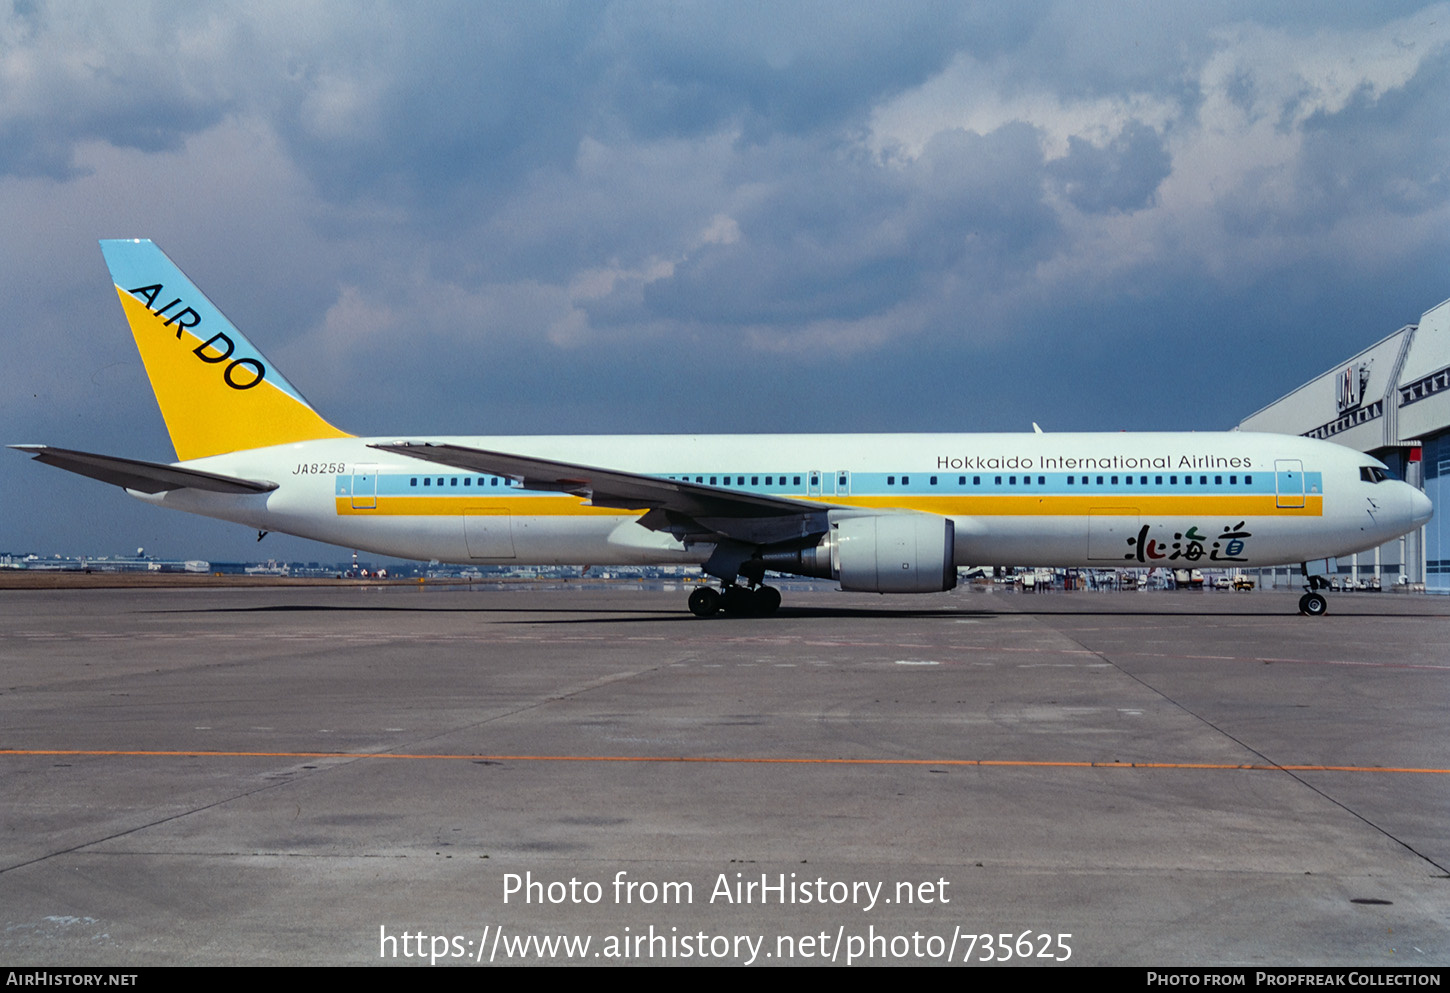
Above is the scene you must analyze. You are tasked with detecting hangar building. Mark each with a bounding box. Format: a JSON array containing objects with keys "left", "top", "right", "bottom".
[{"left": 1239, "top": 297, "right": 1450, "bottom": 592}]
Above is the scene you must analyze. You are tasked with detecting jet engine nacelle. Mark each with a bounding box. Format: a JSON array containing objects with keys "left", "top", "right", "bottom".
[{"left": 761, "top": 512, "right": 957, "bottom": 593}]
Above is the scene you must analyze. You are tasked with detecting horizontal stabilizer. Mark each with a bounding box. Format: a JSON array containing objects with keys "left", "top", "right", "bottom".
[{"left": 10, "top": 446, "right": 278, "bottom": 495}]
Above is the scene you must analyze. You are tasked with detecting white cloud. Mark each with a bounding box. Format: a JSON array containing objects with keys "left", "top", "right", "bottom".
[
  {"left": 859, "top": 4, "right": 1450, "bottom": 308},
  {"left": 867, "top": 53, "right": 1179, "bottom": 163},
  {"left": 696, "top": 212, "right": 741, "bottom": 247}
]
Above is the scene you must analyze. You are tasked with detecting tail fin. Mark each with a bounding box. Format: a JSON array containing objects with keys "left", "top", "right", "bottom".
[{"left": 99, "top": 239, "right": 351, "bottom": 461}]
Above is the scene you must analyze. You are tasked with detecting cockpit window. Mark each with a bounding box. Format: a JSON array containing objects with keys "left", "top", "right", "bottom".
[{"left": 1360, "top": 466, "right": 1394, "bottom": 483}]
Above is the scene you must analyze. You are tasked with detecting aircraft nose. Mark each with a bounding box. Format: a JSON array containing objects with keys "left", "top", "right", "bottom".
[{"left": 1409, "top": 484, "right": 1434, "bottom": 527}]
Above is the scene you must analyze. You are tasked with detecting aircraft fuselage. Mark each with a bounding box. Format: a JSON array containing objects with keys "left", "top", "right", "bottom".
[{"left": 144, "top": 430, "right": 1429, "bottom": 572}]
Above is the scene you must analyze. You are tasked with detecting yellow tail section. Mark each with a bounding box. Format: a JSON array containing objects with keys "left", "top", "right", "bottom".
[{"left": 102, "top": 240, "right": 352, "bottom": 461}]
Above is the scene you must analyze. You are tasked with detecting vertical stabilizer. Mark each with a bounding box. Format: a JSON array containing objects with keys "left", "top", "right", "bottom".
[{"left": 99, "top": 239, "right": 351, "bottom": 461}]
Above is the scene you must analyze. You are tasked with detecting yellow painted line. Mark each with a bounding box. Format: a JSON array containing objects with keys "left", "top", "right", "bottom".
[
  {"left": 4, "top": 749, "right": 1441, "bottom": 774},
  {"left": 335, "top": 494, "right": 1323, "bottom": 518}
]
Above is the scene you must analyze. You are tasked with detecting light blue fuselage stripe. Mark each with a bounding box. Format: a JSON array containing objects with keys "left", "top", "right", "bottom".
[{"left": 334, "top": 470, "right": 1323, "bottom": 500}]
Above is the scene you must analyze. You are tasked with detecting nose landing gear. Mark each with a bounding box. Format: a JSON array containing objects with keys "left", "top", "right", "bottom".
[{"left": 1298, "top": 568, "right": 1331, "bottom": 617}]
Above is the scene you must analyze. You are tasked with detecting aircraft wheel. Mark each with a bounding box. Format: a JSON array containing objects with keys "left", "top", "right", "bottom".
[
  {"left": 688, "top": 587, "right": 721, "bottom": 618},
  {"left": 721, "top": 585, "right": 755, "bottom": 616},
  {"left": 754, "top": 585, "right": 782, "bottom": 616},
  {"left": 1298, "top": 592, "right": 1328, "bottom": 617}
]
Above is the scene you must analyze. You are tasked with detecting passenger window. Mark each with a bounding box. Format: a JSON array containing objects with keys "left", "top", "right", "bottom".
[{"left": 902, "top": 476, "right": 910, "bottom": 485}]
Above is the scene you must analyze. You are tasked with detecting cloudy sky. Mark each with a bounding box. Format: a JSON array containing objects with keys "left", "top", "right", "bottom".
[{"left": 4, "top": 0, "right": 1448, "bottom": 562}]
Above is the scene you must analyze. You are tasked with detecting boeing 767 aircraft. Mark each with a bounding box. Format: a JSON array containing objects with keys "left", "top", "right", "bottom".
[{"left": 13, "top": 240, "right": 1433, "bottom": 616}]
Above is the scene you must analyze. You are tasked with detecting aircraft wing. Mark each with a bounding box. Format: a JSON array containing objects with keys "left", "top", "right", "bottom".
[
  {"left": 10, "top": 445, "right": 278, "bottom": 495},
  {"left": 370, "top": 441, "right": 831, "bottom": 545}
]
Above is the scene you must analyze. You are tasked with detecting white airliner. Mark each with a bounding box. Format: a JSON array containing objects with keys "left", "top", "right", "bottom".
[{"left": 13, "top": 240, "right": 1433, "bottom": 617}]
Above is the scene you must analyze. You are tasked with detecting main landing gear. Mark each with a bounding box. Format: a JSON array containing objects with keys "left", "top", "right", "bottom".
[
  {"left": 688, "top": 583, "right": 782, "bottom": 618},
  {"left": 1298, "top": 569, "right": 1330, "bottom": 617}
]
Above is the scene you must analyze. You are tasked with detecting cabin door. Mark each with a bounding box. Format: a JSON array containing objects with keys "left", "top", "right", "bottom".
[
  {"left": 350, "top": 465, "right": 377, "bottom": 510},
  {"left": 1275, "top": 460, "right": 1305, "bottom": 509}
]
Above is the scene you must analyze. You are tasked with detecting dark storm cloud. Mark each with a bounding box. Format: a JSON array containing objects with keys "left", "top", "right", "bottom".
[
  {"left": 0, "top": 2, "right": 231, "bottom": 178},
  {"left": 595, "top": 1, "right": 1021, "bottom": 141},
  {"left": 1047, "top": 121, "right": 1171, "bottom": 214},
  {"left": 268, "top": 2, "right": 605, "bottom": 206},
  {"left": 627, "top": 122, "right": 1058, "bottom": 331},
  {"left": 1295, "top": 45, "right": 1450, "bottom": 218},
  {"left": 260, "top": 2, "right": 1034, "bottom": 214}
]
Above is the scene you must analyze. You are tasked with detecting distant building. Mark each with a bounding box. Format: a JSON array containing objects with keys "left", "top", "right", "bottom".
[
  {"left": 3, "top": 552, "right": 209, "bottom": 573},
  {"left": 1239, "top": 296, "right": 1450, "bottom": 592}
]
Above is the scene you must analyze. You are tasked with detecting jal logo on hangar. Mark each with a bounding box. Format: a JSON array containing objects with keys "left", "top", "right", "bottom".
[{"left": 1337, "top": 361, "right": 1370, "bottom": 414}]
